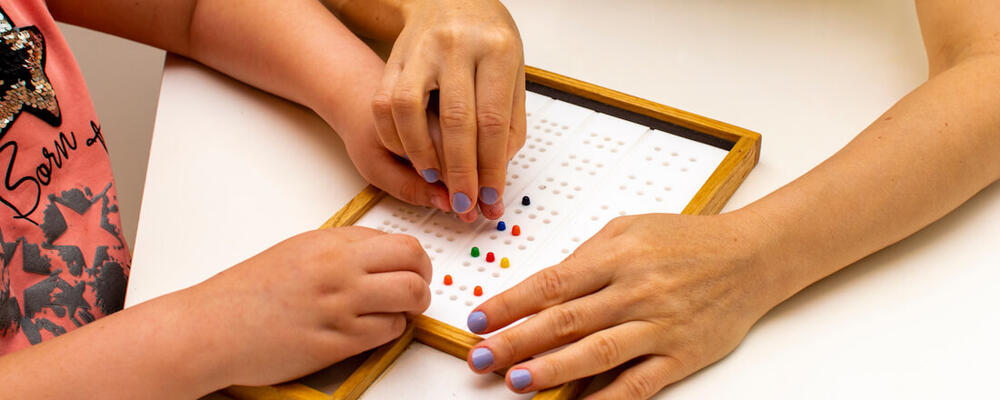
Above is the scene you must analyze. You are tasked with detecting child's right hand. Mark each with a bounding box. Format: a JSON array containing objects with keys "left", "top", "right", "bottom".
[{"left": 184, "top": 226, "right": 432, "bottom": 387}]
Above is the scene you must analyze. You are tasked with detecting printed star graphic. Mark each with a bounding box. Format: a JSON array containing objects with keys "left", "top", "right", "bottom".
[
  {"left": 0, "top": 6, "right": 61, "bottom": 135},
  {"left": 51, "top": 199, "right": 118, "bottom": 269}
]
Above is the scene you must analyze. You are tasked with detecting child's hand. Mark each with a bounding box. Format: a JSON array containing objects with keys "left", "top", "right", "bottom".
[
  {"left": 186, "top": 226, "right": 432, "bottom": 387},
  {"left": 464, "top": 213, "right": 783, "bottom": 399},
  {"left": 370, "top": 0, "right": 527, "bottom": 221}
]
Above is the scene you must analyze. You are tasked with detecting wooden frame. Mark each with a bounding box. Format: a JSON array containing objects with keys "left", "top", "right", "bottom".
[{"left": 222, "top": 66, "right": 761, "bottom": 400}]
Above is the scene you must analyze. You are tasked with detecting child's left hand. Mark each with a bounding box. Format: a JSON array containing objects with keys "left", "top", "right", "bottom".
[{"left": 464, "top": 212, "right": 788, "bottom": 399}]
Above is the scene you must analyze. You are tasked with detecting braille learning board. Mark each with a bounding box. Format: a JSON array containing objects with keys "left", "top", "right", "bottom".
[
  {"left": 223, "top": 67, "right": 761, "bottom": 400},
  {"left": 351, "top": 94, "right": 730, "bottom": 331}
]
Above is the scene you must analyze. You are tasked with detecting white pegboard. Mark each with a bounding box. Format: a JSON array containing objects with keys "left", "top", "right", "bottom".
[{"left": 353, "top": 94, "right": 729, "bottom": 331}]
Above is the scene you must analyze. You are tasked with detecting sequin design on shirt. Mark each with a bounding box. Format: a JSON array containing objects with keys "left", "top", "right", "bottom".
[{"left": 0, "top": 6, "right": 60, "bottom": 135}]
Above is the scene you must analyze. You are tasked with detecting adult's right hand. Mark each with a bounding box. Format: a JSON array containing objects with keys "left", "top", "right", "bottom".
[{"left": 370, "top": 0, "right": 527, "bottom": 222}]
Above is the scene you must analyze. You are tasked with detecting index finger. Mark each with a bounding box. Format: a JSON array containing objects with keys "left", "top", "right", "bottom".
[{"left": 467, "top": 258, "right": 614, "bottom": 334}]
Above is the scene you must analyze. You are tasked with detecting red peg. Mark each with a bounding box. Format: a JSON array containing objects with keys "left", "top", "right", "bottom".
[{"left": 485, "top": 252, "right": 495, "bottom": 262}]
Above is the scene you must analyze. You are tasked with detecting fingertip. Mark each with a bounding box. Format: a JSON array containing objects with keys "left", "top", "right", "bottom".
[
  {"left": 508, "top": 368, "right": 533, "bottom": 391},
  {"left": 458, "top": 209, "right": 479, "bottom": 223},
  {"left": 479, "top": 186, "right": 500, "bottom": 205},
  {"left": 430, "top": 193, "right": 451, "bottom": 212},
  {"left": 479, "top": 200, "right": 505, "bottom": 220},
  {"left": 421, "top": 168, "right": 440, "bottom": 183},
  {"left": 452, "top": 192, "right": 473, "bottom": 213},
  {"left": 467, "top": 310, "right": 488, "bottom": 333},
  {"left": 470, "top": 346, "right": 495, "bottom": 371}
]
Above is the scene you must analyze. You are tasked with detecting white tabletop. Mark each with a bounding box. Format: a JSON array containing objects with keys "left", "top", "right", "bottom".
[{"left": 125, "top": 1, "right": 1000, "bottom": 398}]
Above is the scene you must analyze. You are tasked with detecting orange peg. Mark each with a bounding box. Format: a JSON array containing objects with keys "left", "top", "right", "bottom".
[
  {"left": 473, "top": 285, "right": 484, "bottom": 296},
  {"left": 512, "top": 225, "right": 521, "bottom": 236},
  {"left": 443, "top": 274, "right": 453, "bottom": 286}
]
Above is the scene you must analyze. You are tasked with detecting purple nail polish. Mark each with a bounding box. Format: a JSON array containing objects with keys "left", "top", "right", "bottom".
[
  {"left": 471, "top": 347, "right": 494, "bottom": 370},
  {"left": 421, "top": 169, "right": 439, "bottom": 183},
  {"left": 467, "top": 311, "right": 487, "bottom": 333},
  {"left": 510, "top": 369, "right": 532, "bottom": 390},
  {"left": 480, "top": 187, "right": 499, "bottom": 205},
  {"left": 452, "top": 192, "right": 472, "bottom": 213}
]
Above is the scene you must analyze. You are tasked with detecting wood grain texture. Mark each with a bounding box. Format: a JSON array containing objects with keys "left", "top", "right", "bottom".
[
  {"left": 525, "top": 66, "right": 759, "bottom": 145},
  {"left": 250, "top": 67, "right": 761, "bottom": 400},
  {"left": 331, "top": 324, "right": 417, "bottom": 400},
  {"left": 412, "top": 315, "right": 480, "bottom": 360},
  {"left": 319, "top": 185, "right": 387, "bottom": 229},
  {"left": 682, "top": 136, "right": 761, "bottom": 216}
]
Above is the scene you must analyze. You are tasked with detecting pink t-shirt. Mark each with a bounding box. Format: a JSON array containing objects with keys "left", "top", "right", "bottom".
[{"left": 0, "top": 1, "right": 131, "bottom": 355}]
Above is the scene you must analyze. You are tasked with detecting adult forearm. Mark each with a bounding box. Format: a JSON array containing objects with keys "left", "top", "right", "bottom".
[
  {"left": 0, "top": 289, "right": 224, "bottom": 399},
  {"left": 742, "top": 55, "right": 1000, "bottom": 305}
]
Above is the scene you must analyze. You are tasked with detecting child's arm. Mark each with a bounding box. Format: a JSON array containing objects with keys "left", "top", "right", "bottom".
[
  {"left": 49, "top": 0, "right": 452, "bottom": 212},
  {"left": 0, "top": 227, "right": 432, "bottom": 398},
  {"left": 319, "top": 0, "right": 527, "bottom": 222},
  {"left": 465, "top": 2, "right": 1000, "bottom": 398}
]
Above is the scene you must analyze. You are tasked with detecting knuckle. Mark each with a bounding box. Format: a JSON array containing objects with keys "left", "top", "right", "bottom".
[
  {"left": 391, "top": 88, "right": 423, "bottom": 112},
  {"left": 494, "top": 332, "right": 521, "bottom": 361},
  {"left": 387, "top": 314, "right": 407, "bottom": 337},
  {"left": 432, "top": 24, "right": 465, "bottom": 47},
  {"left": 445, "top": 165, "right": 478, "bottom": 183},
  {"left": 550, "top": 307, "right": 584, "bottom": 342},
  {"left": 476, "top": 165, "right": 507, "bottom": 182},
  {"left": 592, "top": 335, "right": 623, "bottom": 367},
  {"left": 404, "top": 142, "right": 437, "bottom": 160},
  {"left": 477, "top": 109, "right": 509, "bottom": 133},
  {"left": 415, "top": 283, "right": 432, "bottom": 311},
  {"left": 439, "top": 103, "right": 474, "bottom": 131},
  {"left": 394, "top": 234, "right": 425, "bottom": 257},
  {"left": 371, "top": 93, "right": 394, "bottom": 117},
  {"left": 405, "top": 274, "right": 429, "bottom": 303},
  {"left": 484, "top": 31, "right": 516, "bottom": 52},
  {"left": 624, "top": 373, "right": 657, "bottom": 399},
  {"left": 395, "top": 176, "right": 420, "bottom": 203},
  {"left": 536, "top": 268, "right": 566, "bottom": 303}
]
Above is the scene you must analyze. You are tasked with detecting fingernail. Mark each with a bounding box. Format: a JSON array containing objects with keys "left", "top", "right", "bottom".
[
  {"left": 510, "top": 369, "right": 532, "bottom": 390},
  {"left": 479, "top": 187, "right": 499, "bottom": 205},
  {"left": 471, "top": 347, "right": 494, "bottom": 370},
  {"left": 452, "top": 192, "right": 472, "bottom": 213},
  {"left": 421, "top": 169, "right": 439, "bottom": 183},
  {"left": 467, "top": 311, "right": 487, "bottom": 333}
]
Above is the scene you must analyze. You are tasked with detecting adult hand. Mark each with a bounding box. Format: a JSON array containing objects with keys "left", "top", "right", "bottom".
[
  {"left": 339, "top": 118, "right": 452, "bottom": 213},
  {"left": 464, "top": 212, "right": 783, "bottom": 398},
  {"left": 370, "top": 0, "right": 527, "bottom": 222},
  {"left": 187, "top": 226, "right": 433, "bottom": 387}
]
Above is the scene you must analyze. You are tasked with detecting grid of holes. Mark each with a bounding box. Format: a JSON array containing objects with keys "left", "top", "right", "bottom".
[
  {"left": 358, "top": 102, "right": 726, "bottom": 325},
  {"left": 582, "top": 131, "right": 630, "bottom": 154},
  {"left": 641, "top": 144, "right": 696, "bottom": 174},
  {"left": 535, "top": 176, "right": 584, "bottom": 201},
  {"left": 374, "top": 205, "right": 428, "bottom": 235}
]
